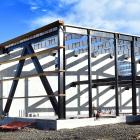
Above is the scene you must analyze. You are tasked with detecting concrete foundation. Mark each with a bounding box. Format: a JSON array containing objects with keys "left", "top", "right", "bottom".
[{"left": 0, "top": 115, "right": 140, "bottom": 130}]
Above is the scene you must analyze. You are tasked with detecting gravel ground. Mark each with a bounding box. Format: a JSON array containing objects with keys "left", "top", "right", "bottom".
[{"left": 0, "top": 123, "right": 140, "bottom": 140}]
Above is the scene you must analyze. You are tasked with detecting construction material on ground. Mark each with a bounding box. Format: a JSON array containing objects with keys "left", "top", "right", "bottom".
[{"left": 0, "top": 121, "right": 33, "bottom": 130}]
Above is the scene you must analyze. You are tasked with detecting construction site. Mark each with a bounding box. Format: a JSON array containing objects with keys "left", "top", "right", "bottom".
[{"left": 0, "top": 20, "right": 139, "bottom": 135}]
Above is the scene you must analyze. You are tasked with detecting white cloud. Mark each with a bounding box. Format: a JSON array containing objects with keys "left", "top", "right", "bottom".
[
  {"left": 31, "top": 15, "right": 63, "bottom": 27},
  {"left": 30, "top": 0, "right": 140, "bottom": 35},
  {"left": 19, "top": 0, "right": 43, "bottom": 11},
  {"left": 30, "top": 6, "right": 39, "bottom": 11},
  {"left": 42, "top": 9, "right": 47, "bottom": 12},
  {"left": 60, "top": 0, "right": 79, "bottom": 4}
]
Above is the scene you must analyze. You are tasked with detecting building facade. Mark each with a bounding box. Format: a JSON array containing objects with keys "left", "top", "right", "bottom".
[{"left": 0, "top": 20, "right": 139, "bottom": 119}]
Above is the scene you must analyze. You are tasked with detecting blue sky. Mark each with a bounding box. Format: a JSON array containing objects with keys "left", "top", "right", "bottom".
[{"left": 0, "top": 0, "right": 140, "bottom": 43}]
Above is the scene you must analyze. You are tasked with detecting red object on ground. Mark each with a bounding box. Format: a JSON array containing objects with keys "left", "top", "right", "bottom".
[{"left": 0, "top": 121, "right": 33, "bottom": 130}]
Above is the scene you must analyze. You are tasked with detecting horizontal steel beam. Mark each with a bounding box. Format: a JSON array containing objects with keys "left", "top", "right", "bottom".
[
  {"left": 0, "top": 94, "right": 65, "bottom": 100},
  {"left": 0, "top": 46, "right": 64, "bottom": 65},
  {"left": 0, "top": 70, "right": 65, "bottom": 82},
  {"left": 64, "top": 25, "right": 140, "bottom": 41},
  {"left": 4, "top": 31, "right": 58, "bottom": 52},
  {"left": 72, "top": 76, "right": 140, "bottom": 87}
]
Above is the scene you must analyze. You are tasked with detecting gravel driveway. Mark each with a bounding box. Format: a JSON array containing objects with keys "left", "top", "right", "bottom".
[{"left": 0, "top": 123, "right": 140, "bottom": 140}]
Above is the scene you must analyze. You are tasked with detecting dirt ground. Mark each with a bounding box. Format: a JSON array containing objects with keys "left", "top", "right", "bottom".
[{"left": 0, "top": 123, "right": 140, "bottom": 140}]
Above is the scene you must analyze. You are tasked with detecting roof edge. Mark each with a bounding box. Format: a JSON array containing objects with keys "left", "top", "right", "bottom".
[{"left": 0, "top": 20, "right": 64, "bottom": 48}]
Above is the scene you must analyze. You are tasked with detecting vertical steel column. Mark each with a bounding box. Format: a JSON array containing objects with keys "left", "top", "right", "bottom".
[
  {"left": 24, "top": 78, "right": 28, "bottom": 117},
  {"left": 77, "top": 74, "right": 80, "bottom": 115},
  {"left": 58, "top": 26, "right": 66, "bottom": 119},
  {"left": 131, "top": 37, "right": 137, "bottom": 115},
  {"left": 139, "top": 88, "right": 140, "bottom": 112},
  {"left": 87, "top": 29, "right": 92, "bottom": 118},
  {"left": 119, "top": 87, "right": 122, "bottom": 112},
  {"left": 96, "top": 74, "right": 99, "bottom": 108},
  {"left": 0, "top": 76, "right": 3, "bottom": 114},
  {"left": 114, "top": 34, "right": 119, "bottom": 116}
]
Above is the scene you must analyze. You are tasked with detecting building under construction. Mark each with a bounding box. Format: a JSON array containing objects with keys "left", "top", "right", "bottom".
[{"left": 0, "top": 20, "right": 140, "bottom": 128}]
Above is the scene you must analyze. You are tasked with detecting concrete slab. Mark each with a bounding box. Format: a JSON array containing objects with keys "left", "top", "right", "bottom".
[
  {"left": 56, "top": 116, "right": 126, "bottom": 130},
  {"left": 0, "top": 115, "right": 140, "bottom": 130}
]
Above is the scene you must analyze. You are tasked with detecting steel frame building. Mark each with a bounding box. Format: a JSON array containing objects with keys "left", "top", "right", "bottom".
[{"left": 0, "top": 20, "right": 140, "bottom": 119}]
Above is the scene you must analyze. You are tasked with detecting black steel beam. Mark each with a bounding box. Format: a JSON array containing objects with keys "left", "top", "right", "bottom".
[
  {"left": 93, "top": 82, "right": 140, "bottom": 87},
  {"left": 87, "top": 30, "right": 93, "bottom": 118},
  {"left": 71, "top": 77, "right": 118, "bottom": 86},
  {"left": 64, "top": 25, "right": 140, "bottom": 41},
  {"left": 3, "top": 47, "right": 27, "bottom": 115},
  {"left": 58, "top": 26, "right": 66, "bottom": 119},
  {"left": 131, "top": 37, "right": 137, "bottom": 115},
  {"left": 26, "top": 45, "right": 58, "bottom": 115},
  {"left": 72, "top": 76, "right": 140, "bottom": 87},
  {"left": 114, "top": 34, "right": 119, "bottom": 116},
  {"left": 0, "top": 80, "right": 3, "bottom": 114},
  {"left": 24, "top": 77, "right": 29, "bottom": 117}
]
